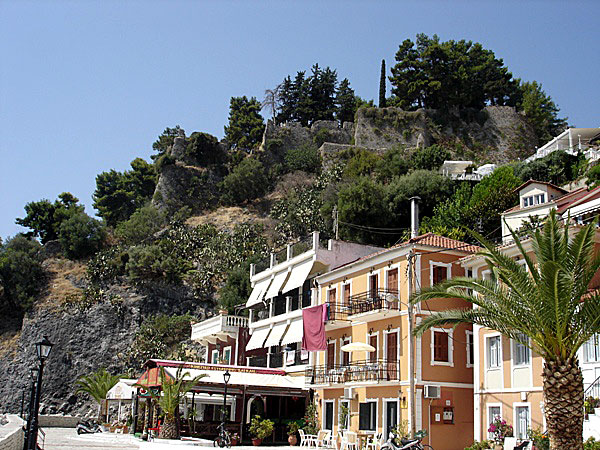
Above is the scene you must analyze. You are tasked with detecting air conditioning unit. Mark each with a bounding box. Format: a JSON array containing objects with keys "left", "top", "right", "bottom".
[
  {"left": 424, "top": 385, "right": 441, "bottom": 399},
  {"left": 343, "top": 387, "right": 356, "bottom": 399}
]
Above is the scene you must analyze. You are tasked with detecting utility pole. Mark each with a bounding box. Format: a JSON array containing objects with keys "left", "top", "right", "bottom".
[{"left": 407, "top": 250, "right": 416, "bottom": 438}]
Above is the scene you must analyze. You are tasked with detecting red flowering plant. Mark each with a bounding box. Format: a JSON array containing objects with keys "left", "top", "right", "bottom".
[{"left": 488, "top": 417, "right": 513, "bottom": 444}]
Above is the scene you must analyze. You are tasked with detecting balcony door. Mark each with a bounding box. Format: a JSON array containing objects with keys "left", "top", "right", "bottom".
[
  {"left": 384, "top": 400, "right": 398, "bottom": 439},
  {"left": 369, "top": 273, "right": 379, "bottom": 298},
  {"left": 343, "top": 283, "right": 351, "bottom": 307},
  {"left": 387, "top": 268, "right": 398, "bottom": 294},
  {"left": 369, "top": 334, "right": 378, "bottom": 363},
  {"left": 386, "top": 331, "right": 398, "bottom": 380},
  {"left": 327, "top": 342, "right": 336, "bottom": 370}
]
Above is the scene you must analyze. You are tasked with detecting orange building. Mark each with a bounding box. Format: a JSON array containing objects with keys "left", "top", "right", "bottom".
[{"left": 307, "top": 233, "right": 478, "bottom": 450}]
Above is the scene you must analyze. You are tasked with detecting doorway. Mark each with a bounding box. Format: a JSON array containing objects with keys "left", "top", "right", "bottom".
[{"left": 384, "top": 400, "right": 398, "bottom": 439}]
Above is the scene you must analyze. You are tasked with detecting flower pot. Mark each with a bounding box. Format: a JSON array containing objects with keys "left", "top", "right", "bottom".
[
  {"left": 288, "top": 435, "right": 298, "bottom": 446},
  {"left": 252, "top": 438, "right": 262, "bottom": 446},
  {"left": 231, "top": 438, "right": 239, "bottom": 446},
  {"left": 494, "top": 445, "right": 503, "bottom": 450}
]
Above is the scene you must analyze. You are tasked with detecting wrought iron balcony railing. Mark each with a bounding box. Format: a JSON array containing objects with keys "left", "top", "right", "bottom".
[
  {"left": 305, "top": 359, "right": 400, "bottom": 385},
  {"left": 326, "top": 289, "right": 402, "bottom": 321}
]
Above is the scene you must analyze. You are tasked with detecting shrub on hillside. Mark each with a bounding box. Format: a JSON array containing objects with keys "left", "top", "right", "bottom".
[
  {"left": 59, "top": 212, "right": 107, "bottom": 259},
  {"left": 126, "top": 244, "right": 191, "bottom": 284},
  {"left": 87, "top": 245, "right": 128, "bottom": 284},
  {"left": 115, "top": 204, "right": 166, "bottom": 245},
  {"left": 285, "top": 144, "right": 322, "bottom": 173},
  {"left": 221, "top": 157, "right": 268, "bottom": 205},
  {"left": 412, "top": 144, "right": 451, "bottom": 171},
  {"left": 343, "top": 148, "right": 381, "bottom": 179},
  {"left": 375, "top": 145, "right": 411, "bottom": 182}
]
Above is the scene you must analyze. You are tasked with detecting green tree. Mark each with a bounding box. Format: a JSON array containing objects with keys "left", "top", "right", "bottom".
[
  {"left": 115, "top": 204, "right": 167, "bottom": 245},
  {"left": 518, "top": 80, "right": 568, "bottom": 146},
  {"left": 514, "top": 150, "right": 581, "bottom": 186},
  {"left": 379, "top": 59, "right": 387, "bottom": 108},
  {"left": 221, "top": 157, "right": 268, "bottom": 205},
  {"left": 335, "top": 78, "right": 356, "bottom": 124},
  {"left": 389, "top": 34, "right": 520, "bottom": 110},
  {"left": 284, "top": 144, "right": 322, "bottom": 173},
  {"left": 375, "top": 145, "right": 412, "bottom": 182},
  {"left": 224, "top": 96, "right": 265, "bottom": 150},
  {"left": 0, "top": 234, "right": 44, "bottom": 314},
  {"left": 75, "top": 368, "right": 122, "bottom": 422},
  {"left": 218, "top": 263, "right": 252, "bottom": 313},
  {"left": 151, "top": 126, "right": 182, "bottom": 159},
  {"left": 412, "top": 211, "right": 600, "bottom": 449},
  {"left": 185, "top": 132, "right": 224, "bottom": 166},
  {"left": 59, "top": 212, "right": 107, "bottom": 259},
  {"left": 343, "top": 148, "right": 381, "bottom": 179},
  {"left": 93, "top": 158, "right": 157, "bottom": 227},
  {"left": 412, "top": 144, "right": 451, "bottom": 171},
  {"left": 16, "top": 192, "right": 84, "bottom": 243}
]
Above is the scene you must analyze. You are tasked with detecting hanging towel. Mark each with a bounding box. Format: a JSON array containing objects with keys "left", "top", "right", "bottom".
[{"left": 302, "top": 304, "right": 327, "bottom": 351}]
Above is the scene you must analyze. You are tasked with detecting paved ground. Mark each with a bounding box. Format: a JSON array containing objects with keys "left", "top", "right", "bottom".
[{"left": 41, "top": 428, "right": 289, "bottom": 450}]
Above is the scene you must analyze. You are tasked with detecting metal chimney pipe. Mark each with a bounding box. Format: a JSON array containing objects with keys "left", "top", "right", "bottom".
[{"left": 410, "top": 196, "right": 421, "bottom": 239}]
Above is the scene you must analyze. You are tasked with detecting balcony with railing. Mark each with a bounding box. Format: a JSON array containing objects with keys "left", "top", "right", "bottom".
[
  {"left": 191, "top": 314, "right": 248, "bottom": 344},
  {"left": 247, "top": 349, "right": 309, "bottom": 369},
  {"left": 325, "top": 289, "right": 403, "bottom": 327},
  {"left": 251, "top": 233, "right": 321, "bottom": 277},
  {"left": 305, "top": 359, "right": 400, "bottom": 385}
]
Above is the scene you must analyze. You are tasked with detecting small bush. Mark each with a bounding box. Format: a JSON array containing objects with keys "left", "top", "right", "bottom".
[
  {"left": 285, "top": 144, "right": 322, "bottom": 173},
  {"left": 155, "top": 153, "right": 176, "bottom": 171},
  {"left": 313, "top": 128, "right": 333, "bottom": 148},
  {"left": 115, "top": 205, "right": 166, "bottom": 245},
  {"left": 412, "top": 144, "right": 451, "bottom": 171},
  {"left": 464, "top": 441, "right": 492, "bottom": 450},
  {"left": 59, "top": 212, "right": 106, "bottom": 259},
  {"left": 221, "top": 157, "right": 268, "bottom": 205},
  {"left": 87, "top": 246, "right": 128, "bottom": 283},
  {"left": 126, "top": 244, "right": 191, "bottom": 284},
  {"left": 343, "top": 148, "right": 381, "bottom": 179}
]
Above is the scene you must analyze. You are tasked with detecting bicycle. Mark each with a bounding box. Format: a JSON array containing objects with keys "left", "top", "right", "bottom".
[{"left": 213, "top": 422, "right": 231, "bottom": 448}]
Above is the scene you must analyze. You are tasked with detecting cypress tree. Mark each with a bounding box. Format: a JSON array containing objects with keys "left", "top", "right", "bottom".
[{"left": 379, "top": 59, "right": 386, "bottom": 107}]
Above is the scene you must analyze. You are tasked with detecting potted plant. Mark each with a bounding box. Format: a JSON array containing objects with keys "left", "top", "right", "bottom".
[
  {"left": 249, "top": 415, "right": 274, "bottom": 446},
  {"left": 231, "top": 432, "right": 240, "bottom": 446},
  {"left": 487, "top": 417, "right": 513, "bottom": 450},
  {"left": 527, "top": 427, "right": 549, "bottom": 450},
  {"left": 287, "top": 421, "right": 299, "bottom": 446}
]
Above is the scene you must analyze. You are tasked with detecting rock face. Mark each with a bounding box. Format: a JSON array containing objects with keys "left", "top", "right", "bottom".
[
  {"left": 0, "top": 282, "right": 211, "bottom": 416},
  {"left": 260, "top": 120, "right": 354, "bottom": 155}
]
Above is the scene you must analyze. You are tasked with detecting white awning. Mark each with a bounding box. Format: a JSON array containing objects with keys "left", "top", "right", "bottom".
[
  {"left": 245, "top": 326, "right": 271, "bottom": 351},
  {"left": 264, "top": 270, "right": 289, "bottom": 300},
  {"left": 281, "top": 318, "right": 303, "bottom": 346},
  {"left": 264, "top": 322, "right": 288, "bottom": 348},
  {"left": 246, "top": 278, "right": 271, "bottom": 308},
  {"left": 282, "top": 259, "right": 314, "bottom": 294}
]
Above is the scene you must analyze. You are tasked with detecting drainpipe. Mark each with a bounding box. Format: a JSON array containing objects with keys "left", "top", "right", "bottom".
[{"left": 408, "top": 196, "right": 419, "bottom": 437}]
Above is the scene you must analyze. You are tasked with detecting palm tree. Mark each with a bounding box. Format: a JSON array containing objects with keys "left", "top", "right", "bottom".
[
  {"left": 411, "top": 210, "right": 600, "bottom": 450},
  {"left": 75, "top": 368, "right": 122, "bottom": 423},
  {"left": 150, "top": 367, "right": 205, "bottom": 439}
]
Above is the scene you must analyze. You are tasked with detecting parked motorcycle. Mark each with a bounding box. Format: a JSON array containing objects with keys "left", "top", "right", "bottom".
[
  {"left": 380, "top": 430, "right": 433, "bottom": 450},
  {"left": 76, "top": 419, "right": 102, "bottom": 434}
]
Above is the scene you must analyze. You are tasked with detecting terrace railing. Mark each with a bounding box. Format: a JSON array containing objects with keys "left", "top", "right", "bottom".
[
  {"left": 326, "top": 289, "right": 402, "bottom": 321},
  {"left": 305, "top": 359, "right": 400, "bottom": 385}
]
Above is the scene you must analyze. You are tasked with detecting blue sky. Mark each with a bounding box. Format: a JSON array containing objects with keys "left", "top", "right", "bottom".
[{"left": 1, "top": 0, "right": 599, "bottom": 240}]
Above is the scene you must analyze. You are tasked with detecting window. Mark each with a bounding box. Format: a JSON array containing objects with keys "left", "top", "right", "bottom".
[
  {"left": 324, "top": 401, "right": 334, "bottom": 431},
  {"left": 584, "top": 334, "right": 600, "bottom": 362},
  {"left": 487, "top": 335, "right": 501, "bottom": 369},
  {"left": 359, "top": 401, "right": 377, "bottom": 431},
  {"left": 369, "top": 274, "right": 379, "bottom": 298},
  {"left": 432, "top": 265, "right": 448, "bottom": 284},
  {"left": 328, "top": 287, "right": 337, "bottom": 304},
  {"left": 433, "top": 331, "right": 449, "bottom": 362},
  {"left": 513, "top": 334, "right": 530, "bottom": 366},
  {"left": 339, "top": 400, "right": 350, "bottom": 430},
  {"left": 223, "top": 347, "right": 232, "bottom": 365},
  {"left": 535, "top": 194, "right": 545, "bottom": 204},
  {"left": 341, "top": 337, "right": 351, "bottom": 366},
  {"left": 211, "top": 349, "right": 220, "bottom": 364},
  {"left": 487, "top": 405, "right": 501, "bottom": 440},
  {"left": 301, "top": 279, "right": 312, "bottom": 308},
  {"left": 515, "top": 406, "right": 530, "bottom": 439},
  {"left": 466, "top": 331, "right": 474, "bottom": 367}
]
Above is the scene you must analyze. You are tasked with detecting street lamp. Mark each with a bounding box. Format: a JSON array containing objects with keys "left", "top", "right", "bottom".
[
  {"left": 222, "top": 371, "right": 231, "bottom": 423},
  {"left": 23, "top": 368, "right": 39, "bottom": 450},
  {"left": 27, "top": 336, "right": 53, "bottom": 450}
]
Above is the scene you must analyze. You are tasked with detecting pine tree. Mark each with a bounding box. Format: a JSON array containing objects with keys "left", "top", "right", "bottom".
[
  {"left": 224, "top": 96, "right": 265, "bottom": 150},
  {"left": 379, "top": 59, "right": 386, "bottom": 107},
  {"left": 335, "top": 78, "right": 356, "bottom": 124}
]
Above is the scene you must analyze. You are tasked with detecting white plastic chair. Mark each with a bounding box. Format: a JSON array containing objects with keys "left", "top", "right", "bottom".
[
  {"left": 300, "top": 429, "right": 318, "bottom": 448},
  {"left": 365, "top": 433, "right": 383, "bottom": 450},
  {"left": 341, "top": 431, "right": 358, "bottom": 450},
  {"left": 503, "top": 437, "right": 518, "bottom": 450},
  {"left": 317, "top": 430, "right": 334, "bottom": 448}
]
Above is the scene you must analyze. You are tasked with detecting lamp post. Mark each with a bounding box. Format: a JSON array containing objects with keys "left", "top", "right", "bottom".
[
  {"left": 222, "top": 371, "right": 231, "bottom": 424},
  {"left": 27, "top": 336, "right": 53, "bottom": 450},
  {"left": 23, "top": 368, "right": 38, "bottom": 450}
]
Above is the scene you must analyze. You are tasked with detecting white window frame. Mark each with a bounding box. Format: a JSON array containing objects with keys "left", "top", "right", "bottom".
[
  {"left": 222, "top": 346, "right": 232, "bottom": 365},
  {"left": 338, "top": 399, "right": 350, "bottom": 431},
  {"left": 584, "top": 334, "right": 600, "bottom": 363},
  {"left": 430, "top": 327, "right": 454, "bottom": 366},
  {"left": 513, "top": 403, "right": 531, "bottom": 440},
  {"left": 382, "top": 398, "right": 400, "bottom": 438},
  {"left": 487, "top": 403, "right": 502, "bottom": 440},
  {"left": 486, "top": 334, "right": 502, "bottom": 370},
  {"left": 466, "top": 330, "right": 474, "bottom": 368},
  {"left": 429, "top": 261, "right": 452, "bottom": 286},
  {"left": 512, "top": 334, "right": 531, "bottom": 367},
  {"left": 211, "top": 349, "right": 220, "bottom": 364},
  {"left": 323, "top": 399, "right": 335, "bottom": 431}
]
